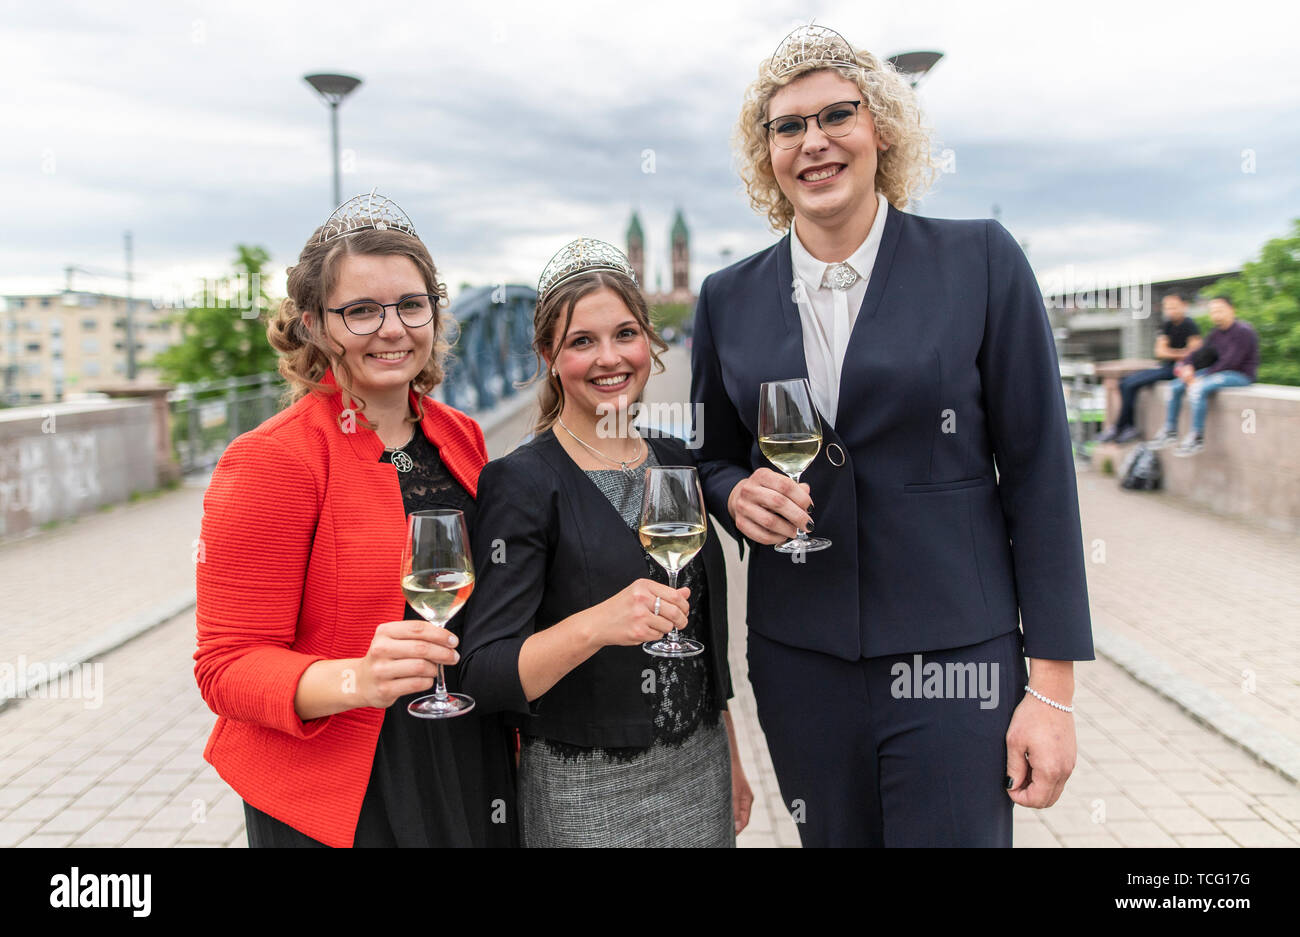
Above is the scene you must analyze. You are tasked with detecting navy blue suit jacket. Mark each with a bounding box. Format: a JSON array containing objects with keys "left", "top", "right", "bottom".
[{"left": 690, "top": 208, "right": 1094, "bottom": 662}]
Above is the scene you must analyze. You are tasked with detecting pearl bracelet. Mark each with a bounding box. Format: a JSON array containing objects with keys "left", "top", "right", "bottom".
[{"left": 1024, "top": 685, "right": 1074, "bottom": 713}]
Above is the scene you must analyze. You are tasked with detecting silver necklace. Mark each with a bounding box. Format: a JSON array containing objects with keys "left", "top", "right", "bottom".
[
  {"left": 556, "top": 417, "right": 645, "bottom": 475},
  {"left": 384, "top": 427, "right": 417, "bottom": 473}
]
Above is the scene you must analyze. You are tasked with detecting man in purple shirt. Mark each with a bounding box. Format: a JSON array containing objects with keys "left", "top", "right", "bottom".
[{"left": 1148, "top": 296, "right": 1259, "bottom": 456}]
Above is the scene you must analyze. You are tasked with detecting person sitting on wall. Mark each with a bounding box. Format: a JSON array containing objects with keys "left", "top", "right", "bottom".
[
  {"left": 1097, "top": 292, "right": 1201, "bottom": 443},
  {"left": 1148, "top": 295, "right": 1259, "bottom": 457}
]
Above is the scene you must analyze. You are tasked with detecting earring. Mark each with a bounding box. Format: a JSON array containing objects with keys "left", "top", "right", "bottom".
[{"left": 551, "top": 366, "right": 558, "bottom": 378}]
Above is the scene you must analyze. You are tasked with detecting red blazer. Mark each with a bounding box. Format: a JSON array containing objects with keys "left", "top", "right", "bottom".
[{"left": 193, "top": 370, "right": 488, "bottom": 848}]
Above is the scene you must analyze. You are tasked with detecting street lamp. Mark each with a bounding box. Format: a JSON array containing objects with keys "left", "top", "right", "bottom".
[
  {"left": 886, "top": 51, "right": 944, "bottom": 89},
  {"left": 304, "top": 73, "right": 362, "bottom": 209}
]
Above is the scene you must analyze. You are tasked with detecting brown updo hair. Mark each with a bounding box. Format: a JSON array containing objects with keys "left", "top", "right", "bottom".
[
  {"left": 266, "top": 224, "right": 451, "bottom": 429},
  {"left": 530, "top": 270, "right": 669, "bottom": 435}
]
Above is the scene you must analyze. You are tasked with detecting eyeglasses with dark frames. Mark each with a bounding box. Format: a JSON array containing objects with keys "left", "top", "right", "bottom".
[
  {"left": 326, "top": 294, "right": 438, "bottom": 335},
  {"left": 764, "top": 100, "right": 863, "bottom": 149}
]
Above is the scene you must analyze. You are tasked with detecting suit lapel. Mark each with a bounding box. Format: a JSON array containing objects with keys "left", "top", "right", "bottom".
[
  {"left": 769, "top": 233, "right": 813, "bottom": 391},
  {"left": 834, "top": 206, "right": 906, "bottom": 423}
]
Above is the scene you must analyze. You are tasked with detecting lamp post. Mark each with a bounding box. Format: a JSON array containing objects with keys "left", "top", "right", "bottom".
[
  {"left": 304, "top": 73, "right": 362, "bottom": 209},
  {"left": 886, "top": 51, "right": 944, "bottom": 89}
]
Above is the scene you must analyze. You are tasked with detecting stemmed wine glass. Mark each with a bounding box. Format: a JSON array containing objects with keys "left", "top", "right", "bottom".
[
  {"left": 638, "top": 466, "right": 707, "bottom": 659},
  {"left": 758, "top": 378, "right": 831, "bottom": 553},
  {"left": 402, "top": 509, "right": 476, "bottom": 718}
]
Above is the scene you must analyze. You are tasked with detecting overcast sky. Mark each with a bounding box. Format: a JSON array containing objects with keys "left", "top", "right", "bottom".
[{"left": 3, "top": 0, "right": 1298, "bottom": 306}]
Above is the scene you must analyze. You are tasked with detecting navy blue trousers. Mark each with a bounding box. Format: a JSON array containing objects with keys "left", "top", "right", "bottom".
[
  {"left": 1117, "top": 364, "right": 1174, "bottom": 431},
  {"left": 747, "top": 628, "right": 1028, "bottom": 847}
]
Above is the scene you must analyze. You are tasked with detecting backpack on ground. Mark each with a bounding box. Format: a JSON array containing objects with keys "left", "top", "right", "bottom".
[{"left": 1119, "top": 443, "right": 1162, "bottom": 491}]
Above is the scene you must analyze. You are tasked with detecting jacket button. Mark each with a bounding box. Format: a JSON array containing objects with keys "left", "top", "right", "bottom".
[{"left": 827, "top": 443, "right": 846, "bottom": 466}]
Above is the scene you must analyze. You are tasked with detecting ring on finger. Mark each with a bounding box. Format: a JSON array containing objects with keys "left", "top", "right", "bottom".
[{"left": 652, "top": 596, "right": 662, "bottom": 617}]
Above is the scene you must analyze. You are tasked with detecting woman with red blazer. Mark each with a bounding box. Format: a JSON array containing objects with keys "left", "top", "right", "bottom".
[{"left": 193, "top": 193, "right": 516, "bottom": 847}]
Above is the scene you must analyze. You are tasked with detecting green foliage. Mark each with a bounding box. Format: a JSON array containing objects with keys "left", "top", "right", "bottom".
[
  {"left": 151, "top": 245, "right": 281, "bottom": 384},
  {"left": 650, "top": 302, "right": 692, "bottom": 334},
  {"left": 1204, "top": 219, "right": 1300, "bottom": 386}
]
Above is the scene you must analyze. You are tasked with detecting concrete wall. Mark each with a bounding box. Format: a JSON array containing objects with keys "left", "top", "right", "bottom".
[
  {"left": 1132, "top": 382, "right": 1300, "bottom": 534},
  {"left": 0, "top": 399, "right": 158, "bottom": 540}
]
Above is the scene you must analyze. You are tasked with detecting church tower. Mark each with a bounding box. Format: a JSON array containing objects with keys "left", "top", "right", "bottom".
[
  {"left": 626, "top": 212, "right": 646, "bottom": 288},
  {"left": 670, "top": 209, "right": 689, "bottom": 297}
]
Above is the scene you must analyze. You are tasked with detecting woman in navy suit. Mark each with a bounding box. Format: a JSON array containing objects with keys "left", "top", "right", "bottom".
[{"left": 690, "top": 25, "right": 1094, "bottom": 846}]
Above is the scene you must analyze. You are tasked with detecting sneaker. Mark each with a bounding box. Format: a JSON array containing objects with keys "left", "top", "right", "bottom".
[
  {"left": 1116, "top": 426, "right": 1142, "bottom": 443},
  {"left": 1097, "top": 426, "right": 1119, "bottom": 443},
  {"left": 1147, "top": 428, "right": 1178, "bottom": 450},
  {"left": 1173, "top": 434, "right": 1205, "bottom": 457}
]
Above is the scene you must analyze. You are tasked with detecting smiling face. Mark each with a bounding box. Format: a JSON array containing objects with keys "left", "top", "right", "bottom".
[
  {"left": 309, "top": 252, "right": 435, "bottom": 408},
  {"left": 548, "top": 287, "right": 652, "bottom": 424},
  {"left": 767, "top": 69, "right": 887, "bottom": 233}
]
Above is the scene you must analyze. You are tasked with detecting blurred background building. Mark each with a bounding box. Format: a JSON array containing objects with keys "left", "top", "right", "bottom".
[{"left": 1, "top": 290, "right": 181, "bottom": 405}]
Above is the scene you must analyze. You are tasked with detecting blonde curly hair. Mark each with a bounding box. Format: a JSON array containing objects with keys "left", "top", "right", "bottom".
[
  {"left": 266, "top": 226, "right": 452, "bottom": 430},
  {"left": 734, "top": 46, "right": 938, "bottom": 231}
]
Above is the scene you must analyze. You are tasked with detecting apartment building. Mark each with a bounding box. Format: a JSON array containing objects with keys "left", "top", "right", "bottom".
[{"left": 1, "top": 291, "right": 181, "bottom": 405}]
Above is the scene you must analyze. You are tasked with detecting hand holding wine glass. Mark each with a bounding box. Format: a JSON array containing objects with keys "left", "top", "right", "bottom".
[
  {"left": 355, "top": 619, "right": 461, "bottom": 710},
  {"left": 639, "top": 466, "right": 708, "bottom": 659},
  {"left": 758, "top": 378, "right": 830, "bottom": 553},
  {"left": 724, "top": 469, "right": 813, "bottom": 546},
  {"left": 402, "top": 509, "right": 477, "bottom": 719}
]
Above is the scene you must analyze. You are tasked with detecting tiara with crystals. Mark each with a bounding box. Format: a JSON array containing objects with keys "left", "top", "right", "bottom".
[
  {"left": 537, "top": 237, "right": 638, "bottom": 299},
  {"left": 317, "top": 188, "right": 419, "bottom": 244},
  {"left": 767, "top": 24, "right": 860, "bottom": 79}
]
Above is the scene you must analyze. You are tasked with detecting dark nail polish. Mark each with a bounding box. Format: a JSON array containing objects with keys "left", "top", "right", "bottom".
[
  {"left": 1004, "top": 775, "right": 1013, "bottom": 789},
  {"left": 805, "top": 518, "right": 815, "bottom": 531}
]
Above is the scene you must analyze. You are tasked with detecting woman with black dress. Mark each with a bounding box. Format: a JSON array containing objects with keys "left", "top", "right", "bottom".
[
  {"left": 193, "top": 192, "right": 516, "bottom": 847},
  {"left": 458, "top": 238, "right": 753, "bottom": 847}
]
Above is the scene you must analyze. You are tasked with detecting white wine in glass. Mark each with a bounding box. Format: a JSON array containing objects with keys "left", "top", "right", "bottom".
[
  {"left": 758, "top": 432, "right": 822, "bottom": 478},
  {"left": 403, "top": 510, "right": 476, "bottom": 718},
  {"left": 758, "top": 379, "right": 831, "bottom": 553},
  {"left": 639, "top": 466, "right": 707, "bottom": 659}
]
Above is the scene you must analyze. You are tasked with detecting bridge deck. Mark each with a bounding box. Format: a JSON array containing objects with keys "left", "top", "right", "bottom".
[{"left": 0, "top": 347, "right": 1296, "bottom": 847}]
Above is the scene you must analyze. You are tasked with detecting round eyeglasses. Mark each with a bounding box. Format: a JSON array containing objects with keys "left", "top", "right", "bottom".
[
  {"left": 326, "top": 294, "right": 437, "bottom": 335},
  {"left": 763, "top": 100, "right": 862, "bottom": 149}
]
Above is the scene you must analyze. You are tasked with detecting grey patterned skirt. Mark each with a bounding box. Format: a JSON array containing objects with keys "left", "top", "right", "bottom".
[{"left": 518, "top": 719, "right": 735, "bottom": 848}]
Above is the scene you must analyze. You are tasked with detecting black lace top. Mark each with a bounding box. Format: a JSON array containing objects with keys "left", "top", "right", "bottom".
[{"left": 363, "top": 428, "right": 516, "bottom": 845}]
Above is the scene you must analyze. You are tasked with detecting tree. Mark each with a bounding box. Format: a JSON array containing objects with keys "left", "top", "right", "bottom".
[
  {"left": 650, "top": 302, "right": 693, "bottom": 335},
  {"left": 1205, "top": 219, "right": 1300, "bottom": 387},
  {"left": 152, "top": 245, "right": 281, "bottom": 384}
]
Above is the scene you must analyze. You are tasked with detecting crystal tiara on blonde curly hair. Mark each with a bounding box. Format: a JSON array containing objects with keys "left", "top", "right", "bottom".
[
  {"left": 767, "top": 24, "right": 860, "bottom": 80},
  {"left": 537, "top": 237, "right": 638, "bottom": 300},
  {"left": 317, "top": 187, "right": 419, "bottom": 244}
]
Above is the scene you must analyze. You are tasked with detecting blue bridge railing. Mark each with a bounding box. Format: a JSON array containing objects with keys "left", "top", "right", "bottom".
[{"left": 439, "top": 284, "right": 539, "bottom": 413}]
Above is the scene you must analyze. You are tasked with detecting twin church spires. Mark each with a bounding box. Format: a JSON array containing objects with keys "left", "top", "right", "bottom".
[{"left": 626, "top": 209, "right": 694, "bottom": 305}]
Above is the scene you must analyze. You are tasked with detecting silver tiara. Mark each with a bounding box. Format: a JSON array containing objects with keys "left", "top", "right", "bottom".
[
  {"left": 317, "top": 188, "right": 418, "bottom": 244},
  {"left": 537, "top": 237, "right": 637, "bottom": 299},
  {"left": 767, "top": 25, "right": 860, "bottom": 80}
]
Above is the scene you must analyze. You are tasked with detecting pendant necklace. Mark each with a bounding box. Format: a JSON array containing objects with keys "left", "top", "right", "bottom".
[
  {"left": 385, "top": 427, "right": 417, "bottom": 473},
  {"left": 556, "top": 417, "right": 645, "bottom": 476}
]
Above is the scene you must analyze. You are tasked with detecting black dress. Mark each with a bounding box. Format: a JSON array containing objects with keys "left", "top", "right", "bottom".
[{"left": 243, "top": 428, "right": 518, "bottom": 848}]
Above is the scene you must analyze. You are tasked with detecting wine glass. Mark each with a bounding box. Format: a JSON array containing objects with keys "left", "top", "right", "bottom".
[
  {"left": 758, "top": 378, "right": 831, "bottom": 553},
  {"left": 638, "top": 466, "right": 707, "bottom": 659},
  {"left": 402, "top": 509, "right": 476, "bottom": 718}
]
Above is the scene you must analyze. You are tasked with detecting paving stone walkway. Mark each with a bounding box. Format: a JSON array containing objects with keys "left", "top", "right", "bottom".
[{"left": 2, "top": 349, "right": 1295, "bottom": 847}]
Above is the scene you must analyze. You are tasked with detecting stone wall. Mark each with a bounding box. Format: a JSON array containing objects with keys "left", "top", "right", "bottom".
[
  {"left": 0, "top": 399, "right": 158, "bottom": 540},
  {"left": 1101, "top": 379, "right": 1300, "bottom": 534},
  {"left": 1137, "top": 382, "right": 1300, "bottom": 533}
]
